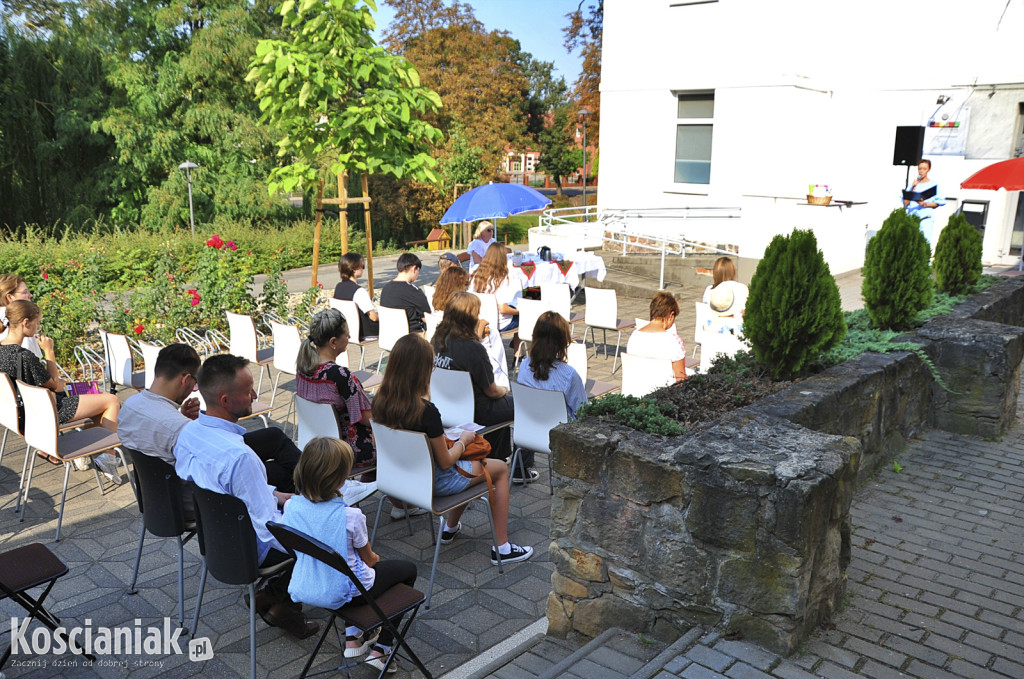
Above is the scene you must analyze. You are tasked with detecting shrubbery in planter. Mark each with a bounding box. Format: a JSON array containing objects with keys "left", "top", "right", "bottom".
[
  {"left": 744, "top": 229, "right": 846, "bottom": 380},
  {"left": 934, "top": 212, "right": 982, "bottom": 295},
  {"left": 862, "top": 209, "right": 933, "bottom": 330}
]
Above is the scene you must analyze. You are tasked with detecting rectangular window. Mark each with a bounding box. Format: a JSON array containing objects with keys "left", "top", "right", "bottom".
[{"left": 674, "top": 92, "right": 714, "bottom": 184}]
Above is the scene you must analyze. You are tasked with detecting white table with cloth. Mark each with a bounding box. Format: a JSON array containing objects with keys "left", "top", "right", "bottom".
[{"left": 507, "top": 251, "right": 607, "bottom": 289}]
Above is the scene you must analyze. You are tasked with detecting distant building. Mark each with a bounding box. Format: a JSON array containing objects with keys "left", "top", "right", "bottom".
[{"left": 597, "top": 0, "right": 1024, "bottom": 273}]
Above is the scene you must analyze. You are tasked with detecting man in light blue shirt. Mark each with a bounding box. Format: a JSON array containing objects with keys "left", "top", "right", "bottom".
[{"left": 174, "top": 353, "right": 318, "bottom": 639}]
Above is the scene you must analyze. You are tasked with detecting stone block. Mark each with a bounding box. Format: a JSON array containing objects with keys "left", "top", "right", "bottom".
[
  {"left": 550, "top": 488, "right": 583, "bottom": 538},
  {"left": 920, "top": 316, "right": 1024, "bottom": 438},
  {"left": 552, "top": 571, "right": 589, "bottom": 599},
  {"left": 573, "top": 596, "right": 651, "bottom": 639},
  {"left": 568, "top": 548, "right": 606, "bottom": 582},
  {"left": 578, "top": 492, "right": 645, "bottom": 560},
  {"left": 685, "top": 480, "right": 759, "bottom": 551},
  {"left": 718, "top": 552, "right": 807, "bottom": 615},
  {"left": 608, "top": 440, "right": 688, "bottom": 505},
  {"left": 955, "top": 278, "right": 1024, "bottom": 326},
  {"left": 550, "top": 422, "right": 616, "bottom": 484},
  {"left": 546, "top": 593, "right": 571, "bottom": 638}
]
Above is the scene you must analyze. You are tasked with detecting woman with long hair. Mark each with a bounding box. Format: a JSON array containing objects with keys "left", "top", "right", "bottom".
[
  {"left": 626, "top": 291, "right": 688, "bottom": 382},
  {"left": 0, "top": 274, "right": 41, "bottom": 357},
  {"left": 517, "top": 312, "right": 588, "bottom": 420},
  {"left": 432, "top": 266, "right": 470, "bottom": 312},
  {"left": 295, "top": 309, "right": 375, "bottom": 470},
  {"left": 432, "top": 268, "right": 509, "bottom": 390},
  {"left": 431, "top": 292, "right": 527, "bottom": 479},
  {"left": 471, "top": 242, "right": 522, "bottom": 332},
  {"left": 372, "top": 335, "right": 533, "bottom": 563},
  {"left": 702, "top": 256, "right": 748, "bottom": 318},
  {"left": 333, "top": 252, "right": 379, "bottom": 340},
  {"left": 0, "top": 301, "right": 120, "bottom": 432}
]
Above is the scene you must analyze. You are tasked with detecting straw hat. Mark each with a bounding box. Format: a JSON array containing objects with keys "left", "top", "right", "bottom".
[{"left": 709, "top": 284, "right": 737, "bottom": 316}]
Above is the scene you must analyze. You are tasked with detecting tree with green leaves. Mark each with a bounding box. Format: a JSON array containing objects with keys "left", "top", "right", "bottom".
[
  {"left": 248, "top": 0, "right": 443, "bottom": 282},
  {"left": 536, "top": 104, "right": 583, "bottom": 195},
  {"left": 744, "top": 229, "right": 846, "bottom": 380},
  {"left": 563, "top": 0, "right": 601, "bottom": 145},
  {"left": 862, "top": 209, "right": 933, "bottom": 330},
  {"left": 933, "top": 212, "right": 983, "bottom": 295}
]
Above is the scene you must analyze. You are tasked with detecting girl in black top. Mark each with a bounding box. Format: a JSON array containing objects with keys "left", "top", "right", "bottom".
[
  {"left": 333, "top": 252, "right": 379, "bottom": 340},
  {"left": 0, "top": 301, "right": 120, "bottom": 431}
]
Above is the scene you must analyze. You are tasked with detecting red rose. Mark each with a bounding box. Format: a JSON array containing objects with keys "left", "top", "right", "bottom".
[
  {"left": 206, "top": 234, "right": 224, "bottom": 249},
  {"left": 41, "top": 272, "right": 49, "bottom": 280},
  {"left": 226, "top": 240, "right": 238, "bottom": 251},
  {"left": 134, "top": 324, "right": 144, "bottom": 335}
]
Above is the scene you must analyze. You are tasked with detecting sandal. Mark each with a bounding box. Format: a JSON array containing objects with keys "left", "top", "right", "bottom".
[{"left": 36, "top": 451, "right": 61, "bottom": 466}]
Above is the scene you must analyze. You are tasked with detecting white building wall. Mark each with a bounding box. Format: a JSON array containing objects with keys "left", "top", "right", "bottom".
[{"left": 600, "top": 0, "right": 1024, "bottom": 273}]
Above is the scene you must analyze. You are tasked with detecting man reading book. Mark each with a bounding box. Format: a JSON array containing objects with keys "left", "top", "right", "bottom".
[{"left": 903, "top": 159, "right": 945, "bottom": 250}]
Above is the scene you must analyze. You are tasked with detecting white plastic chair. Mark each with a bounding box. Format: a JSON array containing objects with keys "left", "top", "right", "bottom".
[
  {"left": 0, "top": 373, "right": 20, "bottom": 465},
  {"left": 699, "top": 331, "right": 749, "bottom": 374},
  {"left": 470, "top": 292, "right": 503, "bottom": 334},
  {"left": 369, "top": 423, "right": 502, "bottom": 609},
  {"left": 514, "top": 299, "right": 547, "bottom": 372},
  {"left": 424, "top": 311, "right": 442, "bottom": 344},
  {"left": 567, "top": 341, "right": 618, "bottom": 399},
  {"left": 429, "top": 368, "right": 476, "bottom": 427},
  {"left": 294, "top": 396, "right": 341, "bottom": 452},
  {"left": 583, "top": 288, "right": 635, "bottom": 373},
  {"left": 510, "top": 382, "right": 569, "bottom": 495},
  {"left": 620, "top": 352, "right": 675, "bottom": 398},
  {"left": 137, "top": 341, "right": 164, "bottom": 390},
  {"left": 693, "top": 302, "right": 713, "bottom": 358},
  {"left": 329, "top": 298, "right": 377, "bottom": 371},
  {"left": 541, "top": 283, "right": 576, "bottom": 328},
  {"left": 421, "top": 285, "right": 436, "bottom": 313},
  {"left": 16, "top": 380, "right": 129, "bottom": 541},
  {"left": 226, "top": 312, "right": 274, "bottom": 397},
  {"left": 269, "top": 321, "right": 301, "bottom": 430},
  {"left": 376, "top": 306, "right": 410, "bottom": 374},
  {"left": 101, "top": 330, "right": 145, "bottom": 392}
]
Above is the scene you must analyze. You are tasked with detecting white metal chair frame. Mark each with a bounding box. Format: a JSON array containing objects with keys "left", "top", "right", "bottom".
[
  {"left": 566, "top": 342, "right": 618, "bottom": 400},
  {"left": 582, "top": 288, "right": 635, "bottom": 373},
  {"left": 15, "top": 380, "right": 130, "bottom": 541},
  {"left": 226, "top": 312, "right": 274, "bottom": 397},
  {"left": 620, "top": 352, "right": 676, "bottom": 398},
  {"left": 369, "top": 423, "right": 503, "bottom": 609},
  {"left": 376, "top": 306, "right": 410, "bottom": 374},
  {"left": 269, "top": 321, "right": 301, "bottom": 431},
  {"left": 328, "top": 298, "right": 377, "bottom": 371},
  {"left": 100, "top": 330, "right": 146, "bottom": 393},
  {"left": 510, "top": 382, "right": 568, "bottom": 495}
]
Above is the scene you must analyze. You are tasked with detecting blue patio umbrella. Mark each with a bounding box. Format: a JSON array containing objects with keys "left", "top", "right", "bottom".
[{"left": 439, "top": 183, "right": 552, "bottom": 225}]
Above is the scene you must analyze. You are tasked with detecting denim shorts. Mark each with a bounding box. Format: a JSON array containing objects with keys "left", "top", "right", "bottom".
[
  {"left": 434, "top": 459, "right": 473, "bottom": 496},
  {"left": 500, "top": 316, "right": 519, "bottom": 332}
]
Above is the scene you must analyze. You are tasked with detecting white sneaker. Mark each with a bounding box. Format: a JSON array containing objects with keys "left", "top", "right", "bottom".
[
  {"left": 491, "top": 543, "right": 534, "bottom": 564},
  {"left": 365, "top": 645, "right": 398, "bottom": 674},
  {"left": 340, "top": 479, "right": 377, "bottom": 505},
  {"left": 390, "top": 505, "right": 428, "bottom": 520},
  {"left": 93, "top": 453, "right": 123, "bottom": 485}
]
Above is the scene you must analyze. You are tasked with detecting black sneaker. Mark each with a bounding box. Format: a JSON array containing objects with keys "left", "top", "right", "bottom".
[
  {"left": 511, "top": 469, "right": 541, "bottom": 485},
  {"left": 440, "top": 521, "right": 462, "bottom": 544},
  {"left": 490, "top": 543, "right": 534, "bottom": 564}
]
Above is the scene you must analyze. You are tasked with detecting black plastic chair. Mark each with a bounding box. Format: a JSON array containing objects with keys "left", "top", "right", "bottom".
[
  {"left": 191, "top": 487, "right": 294, "bottom": 679},
  {"left": 0, "top": 543, "right": 95, "bottom": 668},
  {"left": 124, "top": 447, "right": 197, "bottom": 632},
  {"left": 267, "top": 522, "right": 432, "bottom": 679}
]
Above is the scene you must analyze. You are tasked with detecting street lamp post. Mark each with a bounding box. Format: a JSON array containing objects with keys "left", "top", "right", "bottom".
[
  {"left": 178, "top": 161, "right": 198, "bottom": 233},
  {"left": 578, "top": 108, "right": 590, "bottom": 210}
]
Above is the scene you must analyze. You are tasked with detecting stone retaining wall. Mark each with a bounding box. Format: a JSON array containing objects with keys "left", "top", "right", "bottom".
[{"left": 547, "top": 279, "right": 1024, "bottom": 653}]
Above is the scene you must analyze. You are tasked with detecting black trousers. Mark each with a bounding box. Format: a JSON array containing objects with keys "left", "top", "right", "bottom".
[
  {"left": 348, "top": 560, "right": 418, "bottom": 646},
  {"left": 243, "top": 427, "right": 302, "bottom": 493}
]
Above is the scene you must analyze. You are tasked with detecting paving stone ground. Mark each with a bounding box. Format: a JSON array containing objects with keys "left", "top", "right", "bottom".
[{"left": 648, "top": 377, "right": 1024, "bottom": 678}]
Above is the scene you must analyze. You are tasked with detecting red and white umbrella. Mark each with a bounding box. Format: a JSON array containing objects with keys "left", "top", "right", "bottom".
[{"left": 960, "top": 157, "right": 1024, "bottom": 191}]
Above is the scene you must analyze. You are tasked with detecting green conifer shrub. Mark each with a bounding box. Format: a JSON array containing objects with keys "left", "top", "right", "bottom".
[
  {"left": 862, "top": 209, "right": 933, "bottom": 330},
  {"left": 743, "top": 229, "right": 846, "bottom": 380},
  {"left": 933, "top": 212, "right": 982, "bottom": 295}
]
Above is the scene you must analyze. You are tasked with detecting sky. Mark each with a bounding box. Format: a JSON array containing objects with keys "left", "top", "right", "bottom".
[{"left": 369, "top": 0, "right": 585, "bottom": 85}]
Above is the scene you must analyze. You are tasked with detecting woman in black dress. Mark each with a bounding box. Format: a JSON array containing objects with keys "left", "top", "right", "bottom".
[
  {"left": 0, "top": 301, "right": 120, "bottom": 433},
  {"left": 333, "top": 252, "right": 379, "bottom": 340}
]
